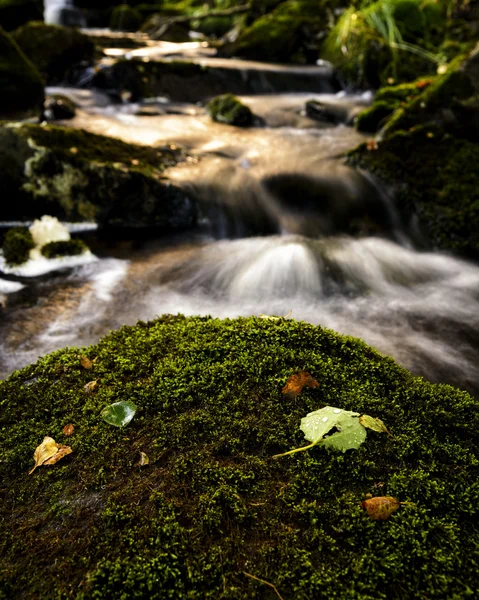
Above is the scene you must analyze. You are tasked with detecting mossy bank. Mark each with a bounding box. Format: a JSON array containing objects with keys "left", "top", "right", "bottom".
[
  {"left": 0, "top": 123, "right": 197, "bottom": 231},
  {"left": 1, "top": 316, "right": 479, "bottom": 598}
]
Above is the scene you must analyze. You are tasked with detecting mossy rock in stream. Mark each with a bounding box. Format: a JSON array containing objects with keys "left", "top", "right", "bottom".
[
  {"left": 347, "top": 126, "right": 479, "bottom": 258},
  {"left": 0, "top": 0, "right": 43, "bottom": 31},
  {"left": 1, "top": 315, "right": 479, "bottom": 598},
  {"left": 1, "top": 227, "right": 35, "bottom": 265},
  {"left": 207, "top": 93, "right": 254, "bottom": 127},
  {"left": 0, "top": 25, "right": 45, "bottom": 120},
  {"left": 0, "top": 123, "right": 197, "bottom": 231},
  {"left": 11, "top": 22, "right": 95, "bottom": 85},
  {"left": 40, "top": 238, "right": 89, "bottom": 259},
  {"left": 221, "top": 0, "right": 330, "bottom": 64}
]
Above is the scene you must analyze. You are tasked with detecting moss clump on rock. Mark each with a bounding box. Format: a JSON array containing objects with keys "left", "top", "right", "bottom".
[
  {"left": 109, "top": 4, "right": 142, "bottom": 31},
  {"left": 207, "top": 93, "right": 254, "bottom": 127},
  {"left": 0, "top": 122, "right": 197, "bottom": 230},
  {"left": 40, "top": 238, "right": 88, "bottom": 259},
  {"left": 1, "top": 227, "right": 35, "bottom": 265},
  {"left": 1, "top": 315, "right": 479, "bottom": 598},
  {"left": 355, "top": 78, "right": 435, "bottom": 132},
  {"left": 11, "top": 21, "right": 95, "bottom": 85},
  {"left": 0, "top": 25, "right": 44, "bottom": 120},
  {"left": 347, "top": 125, "right": 479, "bottom": 257}
]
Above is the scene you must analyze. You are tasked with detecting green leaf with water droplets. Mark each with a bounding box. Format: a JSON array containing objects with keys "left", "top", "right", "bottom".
[
  {"left": 101, "top": 401, "right": 137, "bottom": 427},
  {"left": 300, "top": 406, "right": 360, "bottom": 443},
  {"left": 321, "top": 416, "right": 367, "bottom": 452}
]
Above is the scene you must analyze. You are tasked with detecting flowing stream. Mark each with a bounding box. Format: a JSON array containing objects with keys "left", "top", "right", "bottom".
[{"left": 2, "top": 37, "right": 479, "bottom": 396}]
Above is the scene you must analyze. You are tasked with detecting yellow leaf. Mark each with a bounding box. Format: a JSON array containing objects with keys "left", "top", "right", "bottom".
[
  {"left": 84, "top": 379, "right": 99, "bottom": 394},
  {"left": 28, "top": 437, "right": 58, "bottom": 475},
  {"left": 361, "top": 496, "right": 401, "bottom": 520},
  {"left": 359, "top": 414, "right": 391, "bottom": 435},
  {"left": 43, "top": 444, "right": 72, "bottom": 466},
  {"left": 139, "top": 451, "right": 150, "bottom": 466},
  {"left": 80, "top": 355, "right": 93, "bottom": 369}
]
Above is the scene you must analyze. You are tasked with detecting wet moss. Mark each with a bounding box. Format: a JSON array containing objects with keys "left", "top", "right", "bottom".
[
  {"left": 1, "top": 227, "right": 34, "bottom": 265},
  {"left": 110, "top": 4, "right": 142, "bottom": 32},
  {"left": 0, "top": 123, "right": 196, "bottom": 229},
  {"left": 11, "top": 21, "right": 95, "bottom": 85},
  {"left": 207, "top": 93, "right": 254, "bottom": 127},
  {"left": 347, "top": 126, "right": 479, "bottom": 257},
  {"left": 40, "top": 239, "right": 89, "bottom": 259},
  {"left": 1, "top": 315, "right": 479, "bottom": 598}
]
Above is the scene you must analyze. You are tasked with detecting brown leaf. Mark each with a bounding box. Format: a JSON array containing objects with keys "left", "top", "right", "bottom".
[
  {"left": 282, "top": 372, "right": 319, "bottom": 400},
  {"left": 43, "top": 444, "right": 72, "bottom": 466},
  {"left": 62, "top": 423, "right": 75, "bottom": 436},
  {"left": 138, "top": 451, "right": 150, "bottom": 467},
  {"left": 361, "top": 496, "right": 401, "bottom": 520},
  {"left": 84, "top": 379, "right": 99, "bottom": 394},
  {"left": 80, "top": 355, "right": 93, "bottom": 369},
  {"left": 29, "top": 436, "right": 58, "bottom": 475}
]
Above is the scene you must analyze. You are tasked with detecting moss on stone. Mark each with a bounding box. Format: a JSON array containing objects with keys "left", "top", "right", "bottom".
[
  {"left": 355, "top": 78, "right": 435, "bottom": 132},
  {"left": 207, "top": 93, "right": 254, "bottom": 127},
  {"left": 0, "top": 123, "right": 197, "bottom": 230},
  {"left": 347, "top": 125, "right": 479, "bottom": 257},
  {"left": 1, "top": 227, "right": 34, "bottom": 265},
  {"left": 110, "top": 4, "right": 142, "bottom": 31},
  {"left": 0, "top": 25, "right": 44, "bottom": 120},
  {"left": 11, "top": 21, "right": 95, "bottom": 85},
  {"left": 221, "top": 0, "right": 329, "bottom": 64},
  {"left": 40, "top": 238, "right": 89, "bottom": 259},
  {"left": 1, "top": 315, "right": 479, "bottom": 598}
]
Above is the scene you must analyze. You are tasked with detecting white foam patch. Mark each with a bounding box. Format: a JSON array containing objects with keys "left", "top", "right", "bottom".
[
  {"left": 90, "top": 260, "right": 129, "bottom": 301},
  {"left": 0, "top": 279, "right": 25, "bottom": 293},
  {"left": 0, "top": 251, "right": 97, "bottom": 277}
]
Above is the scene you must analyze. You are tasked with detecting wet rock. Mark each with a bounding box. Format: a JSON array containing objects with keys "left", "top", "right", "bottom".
[
  {"left": 140, "top": 15, "right": 191, "bottom": 42},
  {"left": 0, "top": 0, "right": 43, "bottom": 31},
  {"left": 44, "top": 95, "right": 76, "bottom": 121},
  {"left": 0, "top": 123, "right": 197, "bottom": 232},
  {"left": 0, "top": 25, "right": 45, "bottom": 120},
  {"left": 11, "top": 21, "right": 95, "bottom": 85},
  {"left": 207, "top": 93, "right": 254, "bottom": 127}
]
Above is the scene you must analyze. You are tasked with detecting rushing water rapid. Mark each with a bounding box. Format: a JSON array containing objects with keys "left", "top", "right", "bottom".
[{"left": 1, "top": 44, "right": 479, "bottom": 396}]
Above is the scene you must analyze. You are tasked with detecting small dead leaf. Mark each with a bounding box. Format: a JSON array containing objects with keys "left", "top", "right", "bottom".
[
  {"left": 359, "top": 414, "right": 391, "bottom": 436},
  {"left": 29, "top": 436, "right": 58, "bottom": 474},
  {"left": 80, "top": 355, "right": 93, "bottom": 369},
  {"left": 84, "top": 379, "right": 99, "bottom": 394},
  {"left": 131, "top": 159, "right": 139, "bottom": 166},
  {"left": 282, "top": 372, "right": 319, "bottom": 400},
  {"left": 361, "top": 496, "right": 401, "bottom": 520},
  {"left": 139, "top": 451, "right": 150, "bottom": 466},
  {"left": 366, "top": 139, "right": 378, "bottom": 152},
  {"left": 43, "top": 444, "right": 72, "bottom": 466},
  {"left": 62, "top": 423, "right": 74, "bottom": 436},
  {"left": 69, "top": 147, "right": 78, "bottom": 154}
]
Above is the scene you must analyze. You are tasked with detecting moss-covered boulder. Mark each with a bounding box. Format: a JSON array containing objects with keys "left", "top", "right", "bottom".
[
  {"left": 381, "top": 43, "right": 479, "bottom": 137},
  {"left": 11, "top": 22, "right": 95, "bottom": 85},
  {"left": 0, "top": 123, "right": 197, "bottom": 231},
  {"left": 347, "top": 126, "right": 479, "bottom": 257},
  {"left": 40, "top": 238, "right": 88, "bottom": 259},
  {"left": 1, "top": 227, "right": 35, "bottom": 265},
  {"left": 1, "top": 315, "right": 479, "bottom": 598},
  {"left": 110, "top": 4, "right": 142, "bottom": 31},
  {"left": 0, "top": 25, "right": 44, "bottom": 120},
  {"left": 207, "top": 93, "right": 254, "bottom": 127},
  {"left": 355, "top": 78, "right": 435, "bottom": 133},
  {"left": 0, "top": 0, "right": 43, "bottom": 31},
  {"left": 221, "top": 0, "right": 330, "bottom": 64}
]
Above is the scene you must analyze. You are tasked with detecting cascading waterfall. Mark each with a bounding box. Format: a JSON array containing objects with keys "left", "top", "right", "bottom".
[{"left": 44, "top": 0, "right": 85, "bottom": 27}]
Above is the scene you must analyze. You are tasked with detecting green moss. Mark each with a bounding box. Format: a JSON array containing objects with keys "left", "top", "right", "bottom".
[
  {"left": 40, "top": 239, "right": 89, "bottom": 259},
  {"left": 11, "top": 21, "right": 95, "bottom": 85},
  {"left": 0, "top": 25, "right": 44, "bottom": 120},
  {"left": 0, "top": 0, "right": 43, "bottom": 31},
  {"left": 347, "top": 126, "right": 479, "bottom": 257},
  {"left": 221, "top": 0, "right": 329, "bottom": 64},
  {"left": 207, "top": 93, "right": 254, "bottom": 127},
  {"left": 1, "top": 227, "right": 34, "bottom": 265},
  {"left": 109, "top": 4, "right": 142, "bottom": 31},
  {"left": 355, "top": 78, "right": 434, "bottom": 132},
  {"left": 1, "top": 315, "right": 479, "bottom": 598}
]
